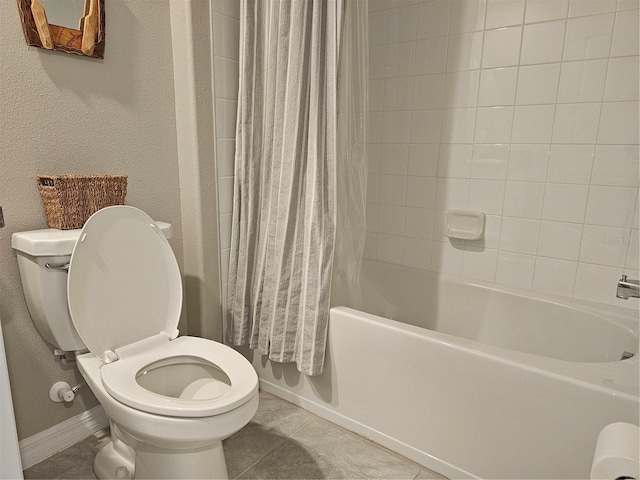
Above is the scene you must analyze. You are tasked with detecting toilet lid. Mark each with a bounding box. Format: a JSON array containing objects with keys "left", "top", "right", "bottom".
[{"left": 67, "top": 206, "right": 182, "bottom": 363}]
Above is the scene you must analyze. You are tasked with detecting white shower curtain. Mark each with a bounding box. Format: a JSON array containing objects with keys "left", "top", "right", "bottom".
[{"left": 226, "top": 0, "right": 344, "bottom": 376}]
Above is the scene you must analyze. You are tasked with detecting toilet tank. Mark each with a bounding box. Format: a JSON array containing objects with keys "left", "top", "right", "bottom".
[{"left": 11, "top": 222, "right": 173, "bottom": 352}]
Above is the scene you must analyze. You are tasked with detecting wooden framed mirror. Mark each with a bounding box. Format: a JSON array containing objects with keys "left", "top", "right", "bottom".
[{"left": 17, "top": 0, "right": 105, "bottom": 59}]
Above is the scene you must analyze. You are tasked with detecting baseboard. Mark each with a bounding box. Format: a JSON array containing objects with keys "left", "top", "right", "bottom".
[{"left": 19, "top": 406, "right": 109, "bottom": 469}]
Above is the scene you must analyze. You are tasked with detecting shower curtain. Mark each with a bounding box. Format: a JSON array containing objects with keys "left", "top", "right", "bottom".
[{"left": 226, "top": 0, "right": 344, "bottom": 376}]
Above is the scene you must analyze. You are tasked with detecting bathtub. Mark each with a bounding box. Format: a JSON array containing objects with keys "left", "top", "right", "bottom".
[{"left": 242, "top": 261, "right": 640, "bottom": 479}]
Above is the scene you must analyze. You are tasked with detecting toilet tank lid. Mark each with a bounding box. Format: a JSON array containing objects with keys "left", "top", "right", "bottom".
[{"left": 12, "top": 221, "right": 172, "bottom": 256}]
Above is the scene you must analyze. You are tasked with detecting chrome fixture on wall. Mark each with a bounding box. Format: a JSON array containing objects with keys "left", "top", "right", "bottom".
[{"left": 616, "top": 275, "right": 640, "bottom": 300}]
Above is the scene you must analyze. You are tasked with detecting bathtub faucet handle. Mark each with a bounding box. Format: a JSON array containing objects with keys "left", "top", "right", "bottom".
[{"left": 616, "top": 275, "right": 640, "bottom": 300}]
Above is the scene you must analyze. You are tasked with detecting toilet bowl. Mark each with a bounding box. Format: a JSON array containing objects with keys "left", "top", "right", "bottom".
[{"left": 12, "top": 206, "right": 259, "bottom": 479}]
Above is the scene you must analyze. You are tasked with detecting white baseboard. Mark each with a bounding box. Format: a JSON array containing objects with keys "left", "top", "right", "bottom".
[{"left": 19, "top": 406, "right": 109, "bottom": 469}]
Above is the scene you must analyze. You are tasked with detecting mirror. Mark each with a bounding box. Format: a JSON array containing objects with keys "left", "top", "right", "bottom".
[
  {"left": 17, "top": 0, "right": 105, "bottom": 59},
  {"left": 40, "top": 0, "right": 86, "bottom": 30}
]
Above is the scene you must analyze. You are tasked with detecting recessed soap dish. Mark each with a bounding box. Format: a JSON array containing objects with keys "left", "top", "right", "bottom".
[{"left": 444, "top": 210, "right": 485, "bottom": 240}]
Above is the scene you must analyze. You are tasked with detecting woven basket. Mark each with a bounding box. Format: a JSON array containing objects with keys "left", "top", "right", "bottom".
[{"left": 37, "top": 175, "right": 128, "bottom": 230}]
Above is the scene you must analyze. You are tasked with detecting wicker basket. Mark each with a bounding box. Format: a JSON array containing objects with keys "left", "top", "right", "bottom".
[{"left": 37, "top": 175, "right": 128, "bottom": 230}]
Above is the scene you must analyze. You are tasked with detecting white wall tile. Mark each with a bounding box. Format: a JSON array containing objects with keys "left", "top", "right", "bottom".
[
  {"left": 591, "top": 145, "right": 640, "bottom": 187},
  {"left": 367, "top": 111, "right": 384, "bottom": 144},
  {"left": 430, "top": 240, "right": 464, "bottom": 274},
  {"left": 438, "top": 144, "right": 473, "bottom": 178},
  {"left": 385, "top": 42, "right": 416, "bottom": 77},
  {"left": 408, "top": 144, "right": 440, "bottom": 176},
  {"left": 441, "top": 108, "right": 477, "bottom": 143},
  {"left": 417, "top": 0, "right": 451, "bottom": 39},
  {"left": 218, "top": 176, "right": 234, "bottom": 214},
  {"left": 516, "top": 63, "right": 561, "bottom": 105},
  {"left": 214, "top": 57, "right": 239, "bottom": 100},
  {"left": 484, "top": 214, "right": 503, "bottom": 249},
  {"left": 367, "top": 144, "right": 382, "bottom": 174},
  {"left": 382, "top": 111, "right": 412, "bottom": 143},
  {"left": 462, "top": 246, "right": 498, "bottom": 281},
  {"left": 387, "top": 4, "right": 419, "bottom": 43},
  {"left": 563, "top": 14, "right": 615, "bottom": 61},
  {"left": 574, "top": 262, "right": 621, "bottom": 305},
  {"left": 495, "top": 251, "right": 536, "bottom": 288},
  {"left": 413, "top": 74, "right": 446, "bottom": 109},
  {"left": 485, "top": 0, "right": 525, "bottom": 29},
  {"left": 444, "top": 70, "right": 480, "bottom": 108},
  {"left": 404, "top": 207, "right": 435, "bottom": 239},
  {"left": 499, "top": 216, "right": 540, "bottom": 254},
  {"left": 369, "top": 79, "right": 386, "bottom": 111},
  {"left": 410, "top": 109, "right": 444, "bottom": 143},
  {"left": 369, "top": 10, "right": 388, "bottom": 47},
  {"left": 216, "top": 139, "right": 236, "bottom": 177},
  {"left": 369, "top": 46, "right": 387, "bottom": 79},
  {"left": 618, "top": 0, "right": 639, "bottom": 11},
  {"left": 611, "top": 9, "right": 640, "bottom": 56},
  {"left": 507, "top": 144, "right": 549, "bottom": 182},
  {"left": 585, "top": 186, "right": 638, "bottom": 227},
  {"left": 402, "top": 237, "right": 432, "bottom": 269},
  {"left": 380, "top": 144, "right": 410, "bottom": 174},
  {"left": 379, "top": 174, "right": 408, "bottom": 205},
  {"left": 435, "top": 178, "right": 470, "bottom": 210},
  {"left": 378, "top": 204, "right": 406, "bottom": 234},
  {"left": 552, "top": 103, "right": 601, "bottom": 144},
  {"left": 367, "top": 174, "right": 380, "bottom": 203},
  {"left": 406, "top": 176, "right": 438, "bottom": 208},
  {"left": 384, "top": 77, "right": 415, "bottom": 110},
  {"left": 511, "top": 105, "right": 555, "bottom": 143},
  {"left": 449, "top": 0, "right": 487, "bottom": 34},
  {"left": 369, "top": 0, "right": 388, "bottom": 13},
  {"left": 503, "top": 181, "right": 545, "bottom": 218},
  {"left": 568, "top": 0, "right": 617, "bottom": 17},
  {"left": 366, "top": 203, "right": 379, "bottom": 232},
  {"left": 579, "top": 224, "right": 630, "bottom": 266},
  {"left": 521, "top": 20, "right": 566, "bottom": 65},
  {"left": 537, "top": 220, "right": 583, "bottom": 260},
  {"left": 626, "top": 230, "right": 639, "bottom": 269},
  {"left": 475, "top": 107, "right": 514, "bottom": 143},
  {"left": 532, "top": 257, "right": 577, "bottom": 297},
  {"left": 478, "top": 67, "right": 518, "bottom": 106},
  {"left": 212, "top": 14, "right": 239, "bottom": 60},
  {"left": 598, "top": 101, "right": 640, "bottom": 144},
  {"left": 415, "top": 37, "right": 448, "bottom": 75},
  {"left": 525, "top": 0, "right": 569, "bottom": 23},
  {"left": 547, "top": 145, "right": 595, "bottom": 184},
  {"left": 557, "top": 59, "right": 608, "bottom": 103},
  {"left": 482, "top": 26, "right": 523, "bottom": 68},
  {"left": 471, "top": 144, "right": 509, "bottom": 179},
  {"left": 541, "top": 183, "right": 589, "bottom": 222},
  {"left": 603, "top": 56, "right": 640, "bottom": 101},
  {"left": 219, "top": 213, "right": 232, "bottom": 250},
  {"left": 377, "top": 233, "right": 404, "bottom": 264},
  {"left": 468, "top": 179, "right": 506, "bottom": 214},
  {"left": 446, "top": 32, "right": 484, "bottom": 72},
  {"left": 364, "top": 232, "right": 378, "bottom": 259}
]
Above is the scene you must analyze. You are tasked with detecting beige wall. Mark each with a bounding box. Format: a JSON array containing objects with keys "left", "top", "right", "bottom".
[{"left": 0, "top": 1, "right": 184, "bottom": 439}]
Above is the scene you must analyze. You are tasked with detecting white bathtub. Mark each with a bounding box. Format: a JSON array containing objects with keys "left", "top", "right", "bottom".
[{"left": 243, "top": 261, "right": 640, "bottom": 479}]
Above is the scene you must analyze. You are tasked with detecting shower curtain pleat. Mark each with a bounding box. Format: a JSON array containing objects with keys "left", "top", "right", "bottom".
[{"left": 227, "top": 0, "right": 343, "bottom": 376}]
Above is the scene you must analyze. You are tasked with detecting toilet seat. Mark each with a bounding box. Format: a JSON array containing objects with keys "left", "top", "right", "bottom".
[
  {"left": 67, "top": 206, "right": 257, "bottom": 418},
  {"left": 101, "top": 335, "right": 258, "bottom": 417}
]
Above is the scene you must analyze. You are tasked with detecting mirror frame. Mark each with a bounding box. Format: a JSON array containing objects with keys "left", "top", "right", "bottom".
[{"left": 17, "top": 0, "right": 105, "bottom": 59}]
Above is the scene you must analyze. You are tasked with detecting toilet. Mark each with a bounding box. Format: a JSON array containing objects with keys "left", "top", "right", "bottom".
[{"left": 12, "top": 206, "right": 259, "bottom": 480}]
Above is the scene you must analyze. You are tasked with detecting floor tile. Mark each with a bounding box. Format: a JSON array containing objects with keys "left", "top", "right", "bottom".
[{"left": 24, "top": 391, "right": 446, "bottom": 480}]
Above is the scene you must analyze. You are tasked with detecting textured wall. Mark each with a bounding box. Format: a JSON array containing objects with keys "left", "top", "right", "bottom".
[{"left": 0, "top": 1, "right": 182, "bottom": 439}]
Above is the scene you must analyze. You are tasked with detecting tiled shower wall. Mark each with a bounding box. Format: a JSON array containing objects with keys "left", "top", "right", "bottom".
[
  {"left": 364, "top": 0, "right": 640, "bottom": 307},
  {"left": 211, "top": 0, "right": 240, "bottom": 316}
]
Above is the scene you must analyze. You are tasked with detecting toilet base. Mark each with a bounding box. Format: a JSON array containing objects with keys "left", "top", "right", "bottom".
[{"left": 94, "top": 423, "right": 228, "bottom": 480}]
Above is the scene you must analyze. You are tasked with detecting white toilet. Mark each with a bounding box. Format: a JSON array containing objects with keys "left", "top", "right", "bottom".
[{"left": 12, "top": 206, "right": 259, "bottom": 480}]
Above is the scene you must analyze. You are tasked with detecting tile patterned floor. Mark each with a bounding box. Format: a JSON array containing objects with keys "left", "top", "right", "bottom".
[{"left": 24, "top": 391, "right": 447, "bottom": 480}]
